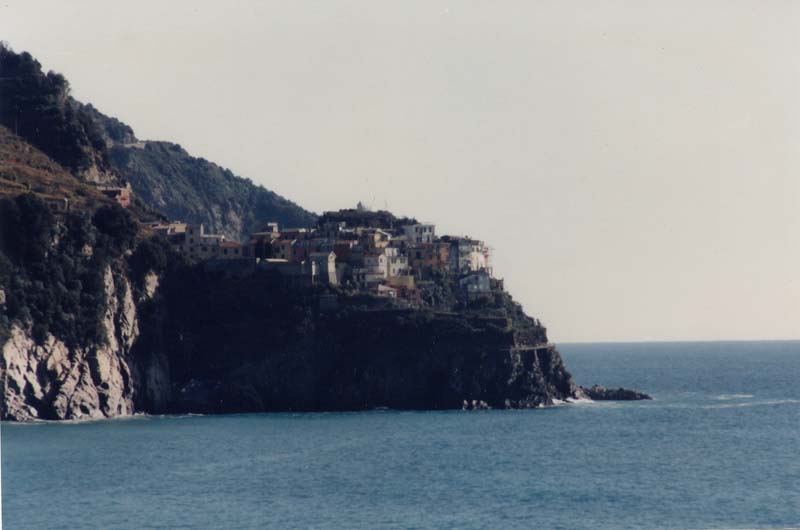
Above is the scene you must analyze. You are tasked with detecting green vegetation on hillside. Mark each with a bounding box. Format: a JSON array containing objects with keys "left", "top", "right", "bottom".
[
  {"left": 0, "top": 43, "right": 317, "bottom": 241},
  {"left": 107, "top": 141, "right": 317, "bottom": 241},
  {"left": 0, "top": 43, "right": 110, "bottom": 175},
  {"left": 0, "top": 193, "right": 170, "bottom": 345}
]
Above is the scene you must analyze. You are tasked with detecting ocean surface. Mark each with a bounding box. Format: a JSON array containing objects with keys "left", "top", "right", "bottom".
[{"left": 2, "top": 341, "right": 800, "bottom": 530}]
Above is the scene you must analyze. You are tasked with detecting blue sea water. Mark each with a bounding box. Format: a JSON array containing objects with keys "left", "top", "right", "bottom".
[{"left": 2, "top": 341, "right": 800, "bottom": 530}]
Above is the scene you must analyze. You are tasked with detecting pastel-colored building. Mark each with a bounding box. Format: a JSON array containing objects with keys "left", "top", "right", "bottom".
[{"left": 409, "top": 241, "right": 450, "bottom": 274}]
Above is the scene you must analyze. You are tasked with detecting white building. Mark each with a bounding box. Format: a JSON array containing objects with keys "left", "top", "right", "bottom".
[
  {"left": 352, "top": 252, "right": 389, "bottom": 286},
  {"left": 183, "top": 223, "right": 227, "bottom": 259},
  {"left": 363, "top": 253, "right": 388, "bottom": 278},
  {"left": 403, "top": 223, "right": 436, "bottom": 245},
  {"left": 309, "top": 251, "right": 338, "bottom": 285},
  {"left": 450, "top": 238, "right": 491, "bottom": 274},
  {"left": 384, "top": 247, "right": 409, "bottom": 277}
]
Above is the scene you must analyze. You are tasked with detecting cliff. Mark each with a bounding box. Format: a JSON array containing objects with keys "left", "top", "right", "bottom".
[
  {"left": 0, "top": 194, "right": 614, "bottom": 421},
  {"left": 0, "top": 44, "right": 650, "bottom": 421},
  {"left": 135, "top": 269, "right": 575, "bottom": 413},
  {"left": 2, "top": 267, "right": 140, "bottom": 420},
  {"left": 0, "top": 253, "right": 580, "bottom": 420}
]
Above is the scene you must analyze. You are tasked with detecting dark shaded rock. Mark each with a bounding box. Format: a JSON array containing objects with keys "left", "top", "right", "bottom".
[{"left": 579, "top": 384, "right": 652, "bottom": 401}]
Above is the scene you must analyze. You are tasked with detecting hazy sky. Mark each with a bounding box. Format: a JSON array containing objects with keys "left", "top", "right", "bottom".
[{"left": 3, "top": 1, "right": 798, "bottom": 342}]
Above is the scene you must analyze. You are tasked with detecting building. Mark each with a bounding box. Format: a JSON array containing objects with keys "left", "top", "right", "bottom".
[
  {"left": 363, "top": 252, "right": 388, "bottom": 278},
  {"left": 403, "top": 223, "right": 436, "bottom": 245},
  {"left": 384, "top": 247, "right": 409, "bottom": 277},
  {"left": 272, "top": 239, "right": 295, "bottom": 261},
  {"left": 460, "top": 270, "right": 492, "bottom": 300},
  {"left": 291, "top": 239, "right": 311, "bottom": 262},
  {"left": 218, "top": 241, "right": 243, "bottom": 259},
  {"left": 258, "top": 258, "right": 317, "bottom": 287},
  {"left": 182, "top": 223, "right": 227, "bottom": 259},
  {"left": 97, "top": 183, "right": 132, "bottom": 208},
  {"left": 445, "top": 237, "right": 491, "bottom": 274},
  {"left": 150, "top": 221, "right": 187, "bottom": 237},
  {"left": 408, "top": 241, "right": 450, "bottom": 275},
  {"left": 361, "top": 228, "right": 391, "bottom": 250},
  {"left": 259, "top": 222, "right": 280, "bottom": 235},
  {"left": 309, "top": 251, "right": 338, "bottom": 285},
  {"left": 280, "top": 228, "right": 309, "bottom": 240}
]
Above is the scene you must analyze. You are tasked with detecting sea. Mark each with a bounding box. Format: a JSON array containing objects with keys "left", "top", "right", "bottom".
[{"left": 2, "top": 341, "right": 799, "bottom": 530}]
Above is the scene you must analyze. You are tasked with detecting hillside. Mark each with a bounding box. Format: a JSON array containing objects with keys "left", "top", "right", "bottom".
[
  {"left": 0, "top": 42, "right": 317, "bottom": 240},
  {"left": 106, "top": 140, "right": 316, "bottom": 241},
  {"left": 0, "top": 44, "right": 649, "bottom": 422},
  {"left": 0, "top": 124, "right": 102, "bottom": 205},
  {"left": 0, "top": 124, "right": 161, "bottom": 223},
  {"left": 0, "top": 45, "right": 115, "bottom": 182}
]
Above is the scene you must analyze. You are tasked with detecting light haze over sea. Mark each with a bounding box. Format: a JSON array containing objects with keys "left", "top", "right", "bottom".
[{"left": 3, "top": 341, "right": 799, "bottom": 530}]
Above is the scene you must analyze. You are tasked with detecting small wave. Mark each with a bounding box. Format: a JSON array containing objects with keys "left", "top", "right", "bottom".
[
  {"left": 712, "top": 394, "right": 754, "bottom": 401},
  {"left": 704, "top": 399, "right": 800, "bottom": 410},
  {"left": 686, "top": 527, "right": 800, "bottom": 530},
  {"left": 565, "top": 397, "right": 595, "bottom": 405}
]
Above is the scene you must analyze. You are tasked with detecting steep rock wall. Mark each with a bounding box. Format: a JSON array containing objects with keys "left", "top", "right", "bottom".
[
  {"left": 2, "top": 265, "right": 640, "bottom": 422},
  {"left": 1, "top": 267, "right": 145, "bottom": 420}
]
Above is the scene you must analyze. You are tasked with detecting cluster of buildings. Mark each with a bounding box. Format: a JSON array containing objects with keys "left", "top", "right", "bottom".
[
  {"left": 43, "top": 183, "right": 132, "bottom": 214},
  {"left": 149, "top": 204, "right": 499, "bottom": 304},
  {"left": 95, "top": 182, "right": 132, "bottom": 208}
]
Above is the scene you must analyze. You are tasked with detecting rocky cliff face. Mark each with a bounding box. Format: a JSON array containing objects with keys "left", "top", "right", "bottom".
[
  {"left": 0, "top": 43, "right": 650, "bottom": 421},
  {"left": 0, "top": 262, "right": 590, "bottom": 420},
  {"left": 125, "top": 269, "right": 587, "bottom": 415},
  {"left": 1, "top": 266, "right": 143, "bottom": 420},
  {"left": 1, "top": 254, "right": 650, "bottom": 421}
]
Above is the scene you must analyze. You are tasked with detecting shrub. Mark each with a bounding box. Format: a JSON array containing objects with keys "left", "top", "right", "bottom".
[{"left": 92, "top": 204, "right": 137, "bottom": 252}]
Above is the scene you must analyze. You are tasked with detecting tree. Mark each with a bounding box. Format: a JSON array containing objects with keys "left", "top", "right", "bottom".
[{"left": 92, "top": 204, "right": 137, "bottom": 252}]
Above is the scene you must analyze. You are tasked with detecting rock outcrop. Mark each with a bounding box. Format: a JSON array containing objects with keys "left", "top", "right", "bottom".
[
  {"left": 1, "top": 267, "right": 143, "bottom": 420},
  {"left": 0, "top": 44, "right": 651, "bottom": 421},
  {"left": 579, "top": 384, "right": 652, "bottom": 401}
]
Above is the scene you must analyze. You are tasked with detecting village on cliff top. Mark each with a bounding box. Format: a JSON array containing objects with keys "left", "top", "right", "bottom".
[{"left": 147, "top": 202, "right": 500, "bottom": 306}]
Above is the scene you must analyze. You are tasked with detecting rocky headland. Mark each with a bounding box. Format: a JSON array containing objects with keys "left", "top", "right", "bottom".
[{"left": 0, "top": 43, "right": 650, "bottom": 421}]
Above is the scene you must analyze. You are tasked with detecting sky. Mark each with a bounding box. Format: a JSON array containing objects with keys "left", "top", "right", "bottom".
[{"left": 2, "top": 1, "right": 798, "bottom": 342}]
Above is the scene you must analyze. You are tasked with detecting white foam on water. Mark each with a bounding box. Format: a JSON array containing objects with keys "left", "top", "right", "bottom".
[
  {"left": 713, "top": 394, "right": 754, "bottom": 400},
  {"left": 565, "top": 397, "right": 595, "bottom": 405},
  {"left": 703, "top": 399, "right": 800, "bottom": 410}
]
